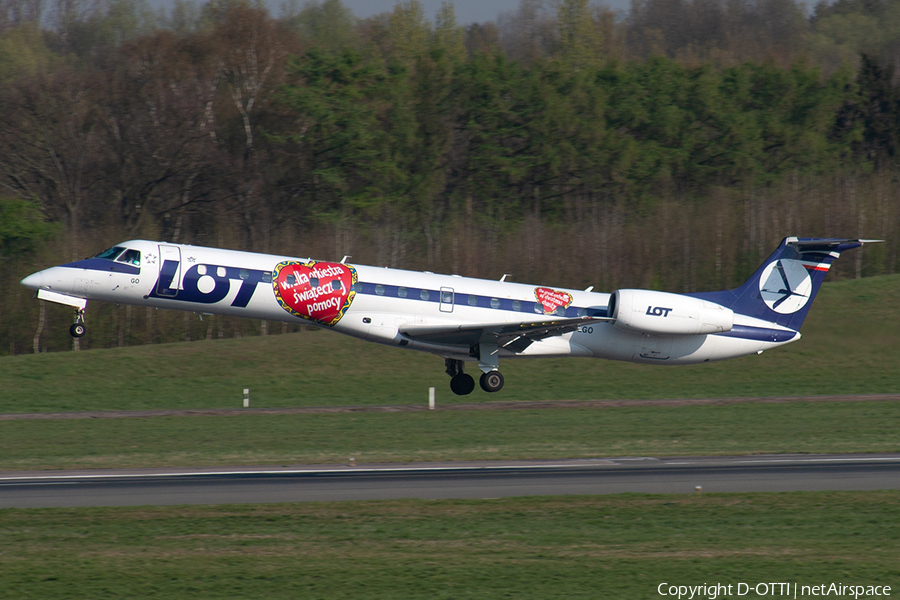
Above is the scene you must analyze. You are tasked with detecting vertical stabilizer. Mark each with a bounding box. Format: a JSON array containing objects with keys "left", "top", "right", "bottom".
[{"left": 691, "top": 237, "right": 876, "bottom": 331}]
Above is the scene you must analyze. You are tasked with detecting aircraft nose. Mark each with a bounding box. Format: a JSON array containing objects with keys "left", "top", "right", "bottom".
[{"left": 20, "top": 271, "right": 43, "bottom": 291}]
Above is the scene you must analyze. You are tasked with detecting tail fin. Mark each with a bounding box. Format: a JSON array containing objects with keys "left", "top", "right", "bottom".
[{"left": 691, "top": 237, "right": 878, "bottom": 331}]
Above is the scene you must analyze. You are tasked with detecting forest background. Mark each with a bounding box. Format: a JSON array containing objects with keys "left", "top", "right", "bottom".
[{"left": 1, "top": 0, "right": 899, "bottom": 354}]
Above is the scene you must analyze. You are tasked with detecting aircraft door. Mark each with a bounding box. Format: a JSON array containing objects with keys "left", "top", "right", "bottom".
[
  {"left": 156, "top": 245, "right": 182, "bottom": 297},
  {"left": 440, "top": 287, "right": 454, "bottom": 313}
]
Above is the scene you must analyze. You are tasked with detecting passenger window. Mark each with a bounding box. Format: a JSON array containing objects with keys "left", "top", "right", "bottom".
[
  {"left": 262, "top": 272, "right": 272, "bottom": 283},
  {"left": 577, "top": 308, "right": 587, "bottom": 317},
  {"left": 490, "top": 298, "right": 500, "bottom": 309},
  {"left": 333, "top": 280, "right": 342, "bottom": 291},
  {"left": 286, "top": 274, "right": 296, "bottom": 286},
  {"left": 239, "top": 269, "right": 249, "bottom": 280},
  {"left": 96, "top": 246, "right": 125, "bottom": 260},
  {"left": 442, "top": 291, "right": 453, "bottom": 303},
  {"left": 512, "top": 300, "right": 522, "bottom": 311},
  {"left": 310, "top": 277, "right": 319, "bottom": 288},
  {"left": 533, "top": 303, "right": 543, "bottom": 314},
  {"left": 375, "top": 285, "right": 385, "bottom": 295},
  {"left": 467, "top": 295, "right": 478, "bottom": 306},
  {"left": 556, "top": 306, "right": 566, "bottom": 316},
  {"left": 420, "top": 289, "right": 430, "bottom": 301},
  {"left": 398, "top": 287, "right": 408, "bottom": 298}
]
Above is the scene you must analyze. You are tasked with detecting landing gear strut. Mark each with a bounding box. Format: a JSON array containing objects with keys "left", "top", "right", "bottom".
[
  {"left": 445, "top": 358, "right": 475, "bottom": 396},
  {"left": 69, "top": 309, "right": 86, "bottom": 338}
]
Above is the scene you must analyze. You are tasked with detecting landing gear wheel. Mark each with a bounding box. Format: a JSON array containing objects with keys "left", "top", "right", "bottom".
[
  {"left": 479, "top": 371, "right": 504, "bottom": 393},
  {"left": 450, "top": 373, "right": 475, "bottom": 396},
  {"left": 69, "top": 308, "right": 86, "bottom": 338}
]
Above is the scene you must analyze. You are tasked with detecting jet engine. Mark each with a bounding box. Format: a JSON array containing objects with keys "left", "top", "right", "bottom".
[{"left": 609, "top": 289, "right": 733, "bottom": 335}]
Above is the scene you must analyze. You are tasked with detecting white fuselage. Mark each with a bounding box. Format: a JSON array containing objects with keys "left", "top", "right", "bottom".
[{"left": 24, "top": 240, "right": 800, "bottom": 366}]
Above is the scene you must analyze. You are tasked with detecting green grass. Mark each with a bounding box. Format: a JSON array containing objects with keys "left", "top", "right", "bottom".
[
  {"left": 2, "top": 492, "right": 898, "bottom": 599},
  {"left": 1, "top": 275, "right": 898, "bottom": 471},
  {"left": 1, "top": 274, "right": 899, "bottom": 413},
  {"left": 2, "top": 400, "right": 898, "bottom": 470}
]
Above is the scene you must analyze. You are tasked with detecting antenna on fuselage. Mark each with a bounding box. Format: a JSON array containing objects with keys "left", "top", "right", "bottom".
[
  {"left": 499, "top": 274, "right": 511, "bottom": 282},
  {"left": 341, "top": 255, "right": 351, "bottom": 264}
]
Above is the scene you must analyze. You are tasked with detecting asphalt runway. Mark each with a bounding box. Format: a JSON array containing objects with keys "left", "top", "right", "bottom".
[{"left": 2, "top": 454, "right": 899, "bottom": 508}]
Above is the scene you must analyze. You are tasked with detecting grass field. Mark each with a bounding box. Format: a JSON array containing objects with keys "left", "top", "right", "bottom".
[
  {"left": 2, "top": 276, "right": 899, "bottom": 598},
  {"left": 1, "top": 274, "right": 898, "bottom": 470},
  {"left": 2, "top": 400, "right": 899, "bottom": 470},
  {"left": 2, "top": 492, "right": 898, "bottom": 599},
  {"left": 1, "top": 274, "right": 899, "bottom": 414}
]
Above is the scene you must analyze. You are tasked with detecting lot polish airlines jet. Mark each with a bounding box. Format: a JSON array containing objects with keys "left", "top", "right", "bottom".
[{"left": 21, "top": 237, "right": 876, "bottom": 395}]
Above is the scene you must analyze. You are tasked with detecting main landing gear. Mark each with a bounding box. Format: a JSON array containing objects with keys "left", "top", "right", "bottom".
[
  {"left": 446, "top": 358, "right": 475, "bottom": 395},
  {"left": 479, "top": 370, "right": 504, "bottom": 393},
  {"left": 69, "top": 308, "right": 86, "bottom": 338},
  {"left": 445, "top": 359, "right": 505, "bottom": 395}
]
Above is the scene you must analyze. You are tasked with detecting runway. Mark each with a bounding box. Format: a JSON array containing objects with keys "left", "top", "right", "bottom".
[{"left": 2, "top": 454, "right": 899, "bottom": 508}]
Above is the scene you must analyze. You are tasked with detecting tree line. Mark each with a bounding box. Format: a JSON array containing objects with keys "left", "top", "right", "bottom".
[{"left": 1, "top": 0, "right": 899, "bottom": 354}]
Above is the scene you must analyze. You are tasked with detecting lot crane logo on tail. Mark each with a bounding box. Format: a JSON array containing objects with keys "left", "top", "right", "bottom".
[{"left": 758, "top": 259, "right": 812, "bottom": 314}]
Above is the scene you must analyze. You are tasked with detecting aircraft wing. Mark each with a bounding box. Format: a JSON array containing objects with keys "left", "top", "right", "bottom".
[{"left": 399, "top": 316, "right": 610, "bottom": 353}]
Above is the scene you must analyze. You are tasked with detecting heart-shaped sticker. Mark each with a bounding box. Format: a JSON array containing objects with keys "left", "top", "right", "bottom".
[
  {"left": 534, "top": 287, "right": 573, "bottom": 315},
  {"left": 273, "top": 260, "right": 357, "bottom": 326}
]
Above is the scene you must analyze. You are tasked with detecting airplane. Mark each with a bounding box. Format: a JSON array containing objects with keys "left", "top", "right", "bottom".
[{"left": 20, "top": 237, "right": 878, "bottom": 395}]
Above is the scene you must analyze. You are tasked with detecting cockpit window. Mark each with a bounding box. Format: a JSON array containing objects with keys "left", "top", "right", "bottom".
[
  {"left": 94, "top": 246, "right": 125, "bottom": 260},
  {"left": 116, "top": 249, "right": 141, "bottom": 266}
]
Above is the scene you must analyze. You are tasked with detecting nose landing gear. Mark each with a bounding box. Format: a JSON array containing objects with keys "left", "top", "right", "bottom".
[{"left": 69, "top": 309, "right": 86, "bottom": 338}]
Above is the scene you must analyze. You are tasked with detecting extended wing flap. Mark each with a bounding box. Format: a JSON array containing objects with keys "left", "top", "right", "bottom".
[{"left": 399, "top": 316, "right": 609, "bottom": 351}]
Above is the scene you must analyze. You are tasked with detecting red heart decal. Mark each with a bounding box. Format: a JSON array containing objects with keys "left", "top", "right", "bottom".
[
  {"left": 273, "top": 261, "right": 357, "bottom": 326},
  {"left": 534, "top": 287, "right": 573, "bottom": 315}
]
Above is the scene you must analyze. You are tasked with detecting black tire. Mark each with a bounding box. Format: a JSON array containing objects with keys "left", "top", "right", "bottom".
[
  {"left": 450, "top": 373, "right": 475, "bottom": 396},
  {"left": 69, "top": 323, "right": 86, "bottom": 338},
  {"left": 479, "top": 370, "right": 504, "bottom": 393}
]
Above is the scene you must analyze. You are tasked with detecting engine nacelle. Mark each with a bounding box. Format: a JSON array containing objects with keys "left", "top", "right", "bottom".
[{"left": 609, "top": 289, "right": 733, "bottom": 335}]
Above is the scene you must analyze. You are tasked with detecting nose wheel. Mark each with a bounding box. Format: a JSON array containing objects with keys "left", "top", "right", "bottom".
[{"left": 69, "top": 309, "right": 86, "bottom": 338}]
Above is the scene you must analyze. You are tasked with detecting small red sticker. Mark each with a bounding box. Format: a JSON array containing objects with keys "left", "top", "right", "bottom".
[
  {"left": 273, "top": 260, "right": 357, "bottom": 326},
  {"left": 534, "top": 287, "right": 573, "bottom": 315}
]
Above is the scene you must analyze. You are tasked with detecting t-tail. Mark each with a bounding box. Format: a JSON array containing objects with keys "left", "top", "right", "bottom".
[{"left": 690, "top": 237, "right": 881, "bottom": 331}]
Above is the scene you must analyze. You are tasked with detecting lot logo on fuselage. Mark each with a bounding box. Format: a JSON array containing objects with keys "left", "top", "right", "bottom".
[
  {"left": 758, "top": 258, "right": 812, "bottom": 314},
  {"left": 273, "top": 260, "right": 357, "bottom": 326}
]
